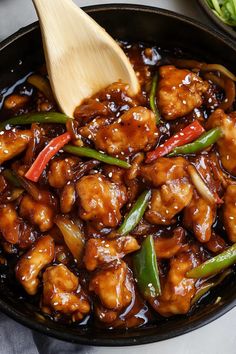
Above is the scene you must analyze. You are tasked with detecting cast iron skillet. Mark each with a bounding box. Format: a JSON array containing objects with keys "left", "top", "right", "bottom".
[{"left": 0, "top": 4, "right": 236, "bottom": 347}]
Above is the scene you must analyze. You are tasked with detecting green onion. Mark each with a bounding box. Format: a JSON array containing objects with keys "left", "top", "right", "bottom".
[
  {"left": 191, "top": 269, "right": 232, "bottom": 305},
  {"left": 63, "top": 145, "right": 130, "bottom": 169},
  {"left": 149, "top": 73, "right": 160, "bottom": 123},
  {"left": 169, "top": 128, "right": 222, "bottom": 156},
  {"left": 118, "top": 190, "right": 151, "bottom": 235},
  {"left": 27, "top": 74, "right": 54, "bottom": 102},
  {"left": 2, "top": 169, "right": 21, "bottom": 187},
  {"left": 0, "top": 112, "right": 70, "bottom": 130}
]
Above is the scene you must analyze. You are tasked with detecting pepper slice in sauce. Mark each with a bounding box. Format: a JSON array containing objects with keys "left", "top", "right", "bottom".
[
  {"left": 0, "top": 112, "right": 70, "bottom": 130},
  {"left": 169, "top": 127, "right": 222, "bottom": 156},
  {"left": 146, "top": 120, "right": 205, "bottom": 163},
  {"left": 133, "top": 235, "right": 161, "bottom": 298},
  {"left": 187, "top": 243, "right": 236, "bottom": 279},
  {"left": 118, "top": 190, "right": 151, "bottom": 236},
  {"left": 25, "top": 132, "right": 72, "bottom": 182}
]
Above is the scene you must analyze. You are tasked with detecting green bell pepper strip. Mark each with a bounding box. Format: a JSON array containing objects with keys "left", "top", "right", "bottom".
[
  {"left": 187, "top": 243, "right": 236, "bottom": 279},
  {"left": 133, "top": 235, "right": 161, "bottom": 298},
  {"left": 191, "top": 269, "right": 232, "bottom": 305},
  {"left": 118, "top": 190, "right": 151, "bottom": 235},
  {"left": 169, "top": 127, "right": 222, "bottom": 156},
  {"left": 149, "top": 73, "right": 160, "bottom": 124},
  {"left": 2, "top": 169, "right": 22, "bottom": 188},
  {"left": 63, "top": 145, "right": 130, "bottom": 169},
  {"left": 0, "top": 112, "right": 70, "bottom": 130}
]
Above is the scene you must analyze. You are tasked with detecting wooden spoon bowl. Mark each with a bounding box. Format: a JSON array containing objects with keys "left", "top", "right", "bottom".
[{"left": 33, "top": 0, "right": 140, "bottom": 117}]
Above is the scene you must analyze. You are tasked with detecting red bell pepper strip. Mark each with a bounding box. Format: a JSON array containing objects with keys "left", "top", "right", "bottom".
[
  {"left": 146, "top": 120, "right": 205, "bottom": 163},
  {"left": 25, "top": 132, "right": 71, "bottom": 182}
]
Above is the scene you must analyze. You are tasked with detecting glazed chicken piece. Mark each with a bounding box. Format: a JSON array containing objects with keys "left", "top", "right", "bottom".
[
  {"left": 19, "top": 194, "right": 54, "bottom": 232},
  {"left": 140, "top": 157, "right": 193, "bottom": 225},
  {"left": 145, "top": 181, "right": 193, "bottom": 225},
  {"left": 184, "top": 191, "right": 216, "bottom": 243},
  {"left": 94, "top": 106, "right": 158, "bottom": 156},
  {"left": 83, "top": 236, "right": 140, "bottom": 271},
  {"left": 76, "top": 174, "right": 127, "bottom": 229},
  {"left": 94, "top": 305, "right": 119, "bottom": 324},
  {"left": 103, "top": 165, "right": 125, "bottom": 184},
  {"left": 97, "top": 82, "right": 138, "bottom": 106},
  {"left": 89, "top": 261, "right": 132, "bottom": 311},
  {"left": 0, "top": 130, "right": 32, "bottom": 164},
  {"left": 223, "top": 184, "right": 236, "bottom": 242},
  {"left": 103, "top": 165, "right": 140, "bottom": 203},
  {"left": 79, "top": 116, "right": 107, "bottom": 141},
  {"left": 154, "top": 227, "right": 186, "bottom": 258},
  {"left": 0, "top": 204, "right": 21, "bottom": 244},
  {"left": 150, "top": 250, "right": 200, "bottom": 317},
  {"left": 48, "top": 157, "right": 79, "bottom": 188},
  {"left": 3, "top": 94, "right": 30, "bottom": 111},
  {"left": 74, "top": 98, "right": 109, "bottom": 120},
  {"left": 157, "top": 65, "right": 209, "bottom": 120},
  {"left": 206, "top": 109, "right": 236, "bottom": 175},
  {"left": 140, "top": 157, "right": 189, "bottom": 187},
  {"left": 0, "top": 203, "right": 37, "bottom": 248},
  {"left": 74, "top": 82, "right": 136, "bottom": 121},
  {"left": 80, "top": 107, "right": 158, "bottom": 157},
  {"left": 42, "top": 264, "right": 90, "bottom": 321},
  {"left": 17, "top": 223, "right": 38, "bottom": 249},
  {"left": 15, "top": 235, "right": 55, "bottom": 295}
]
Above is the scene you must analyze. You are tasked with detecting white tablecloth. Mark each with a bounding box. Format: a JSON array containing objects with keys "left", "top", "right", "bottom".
[{"left": 0, "top": 1, "right": 236, "bottom": 353}]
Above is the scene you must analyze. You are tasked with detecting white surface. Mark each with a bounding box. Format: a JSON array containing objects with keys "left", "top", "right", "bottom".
[{"left": 0, "top": 1, "right": 236, "bottom": 353}]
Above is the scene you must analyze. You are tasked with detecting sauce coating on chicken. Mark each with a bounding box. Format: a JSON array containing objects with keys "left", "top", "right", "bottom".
[{"left": 157, "top": 66, "right": 209, "bottom": 120}]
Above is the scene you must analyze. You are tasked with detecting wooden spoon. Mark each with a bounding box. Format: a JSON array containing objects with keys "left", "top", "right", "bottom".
[{"left": 32, "top": 0, "right": 140, "bottom": 117}]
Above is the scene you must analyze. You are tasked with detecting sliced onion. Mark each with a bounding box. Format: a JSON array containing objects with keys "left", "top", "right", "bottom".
[
  {"left": 201, "top": 64, "right": 236, "bottom": 82},
  {"left": 219, "top": 78, "right": 236, "bottom": 111},
  {"left": 7, "top": 188, "right": 24, "bottom": 202},
  {"left": 27, "top": 74, "right": 55, "bottom": 102},
  {"left": 55, "top": 216, "right": 85, "bottom": 263},
  {"left": 188, "top": 165, "right": 216, "bottom": 205},
  {"left": 0, "top": 188, "right": 24, "bottom": 204},
  {"left": 127, "top": 152, "right": 144, "bottom": 180}
]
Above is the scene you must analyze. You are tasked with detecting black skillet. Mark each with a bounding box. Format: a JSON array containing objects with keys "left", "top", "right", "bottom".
[{"left": 0, "top": 4, "right": 236, "bottom": 346}]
